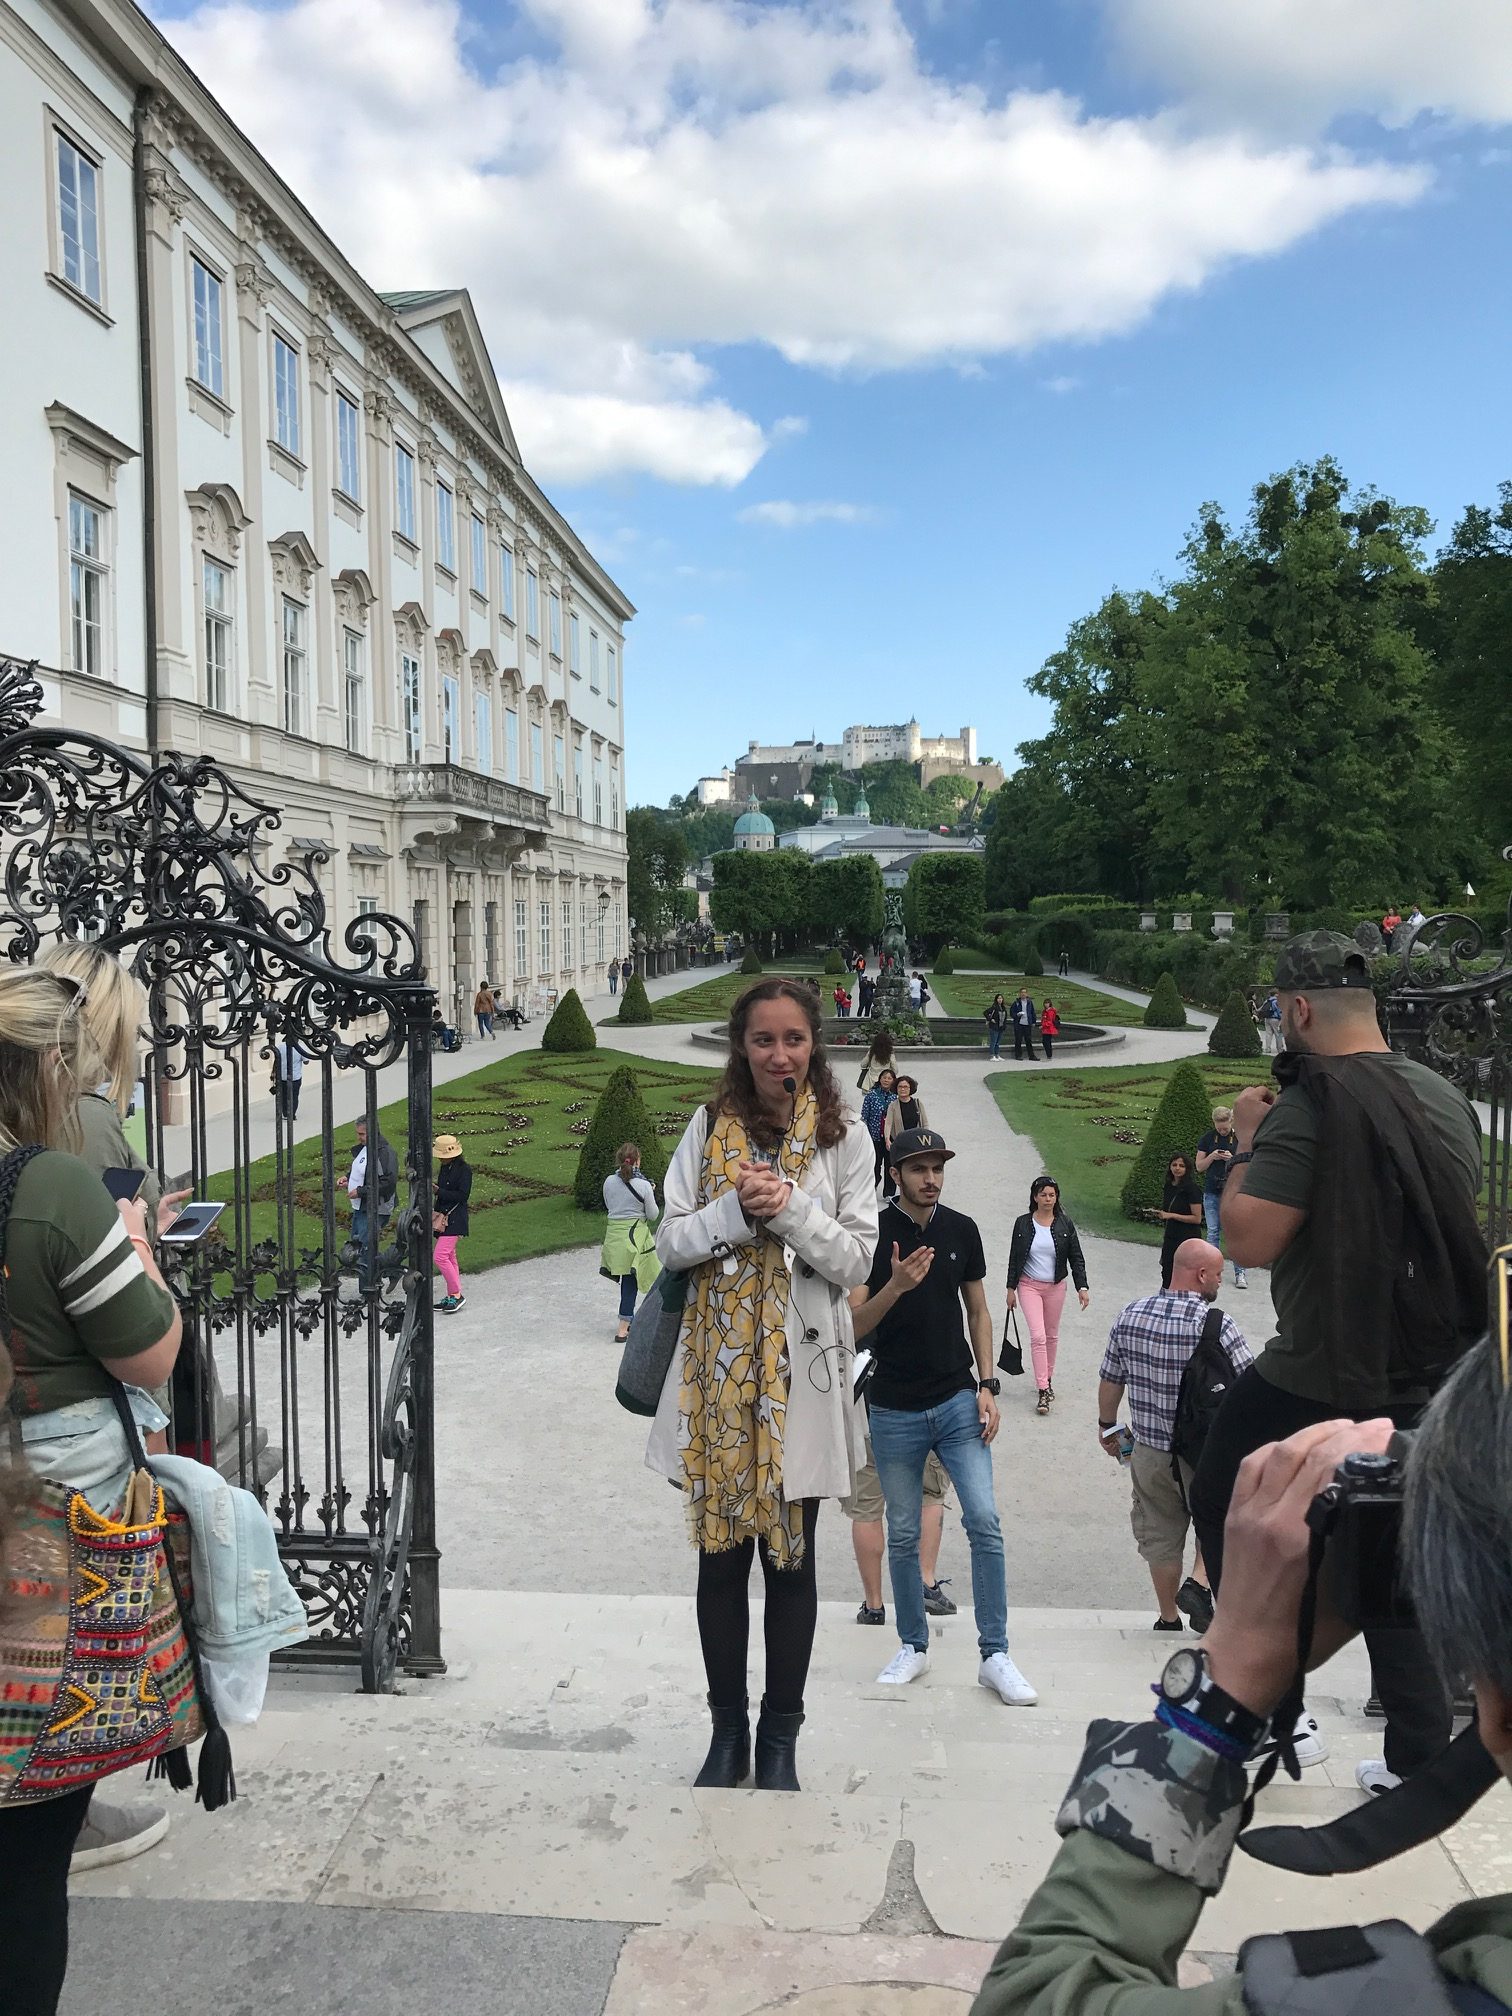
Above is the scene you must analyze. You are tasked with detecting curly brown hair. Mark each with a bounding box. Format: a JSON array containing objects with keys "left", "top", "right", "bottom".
[{"left": 710, "top": 978, "right": 848, "bottom": 1150}]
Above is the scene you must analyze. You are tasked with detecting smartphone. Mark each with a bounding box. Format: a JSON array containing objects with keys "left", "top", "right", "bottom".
[
  {"left": 101, "top": 1167, "right": 145, "bottom": 1203},
  {"left": 852, "top": 1347, "right": 876, "bottom": 1401},
  {"left": 158, "top": 1201, "right": 226, "bottom": 1246}
]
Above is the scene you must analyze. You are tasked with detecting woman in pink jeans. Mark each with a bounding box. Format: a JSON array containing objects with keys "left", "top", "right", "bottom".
[
  {"left": 1004, "top": 1176, "right": 1090, "bottom": 1415},
  {"left": 433, "top": 1133, "right": 472, "bottom": 1314}
]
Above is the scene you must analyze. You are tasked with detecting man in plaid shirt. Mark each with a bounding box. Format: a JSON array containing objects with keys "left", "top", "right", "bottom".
[{"left": 1098, "top": 1240, "right": 1252, "bottom": 1636}]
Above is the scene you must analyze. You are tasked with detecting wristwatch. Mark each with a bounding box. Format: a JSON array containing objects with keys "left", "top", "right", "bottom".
[
  {"left": 1230, "top": 1150, "right": 1254, "bottom": 1165},
  {"left": 977, "top": 1377, "right": 1002, "bottom": 1396},
  {"left": 1158, "top": 1647, "right": 1270, "bottom": 1753}
]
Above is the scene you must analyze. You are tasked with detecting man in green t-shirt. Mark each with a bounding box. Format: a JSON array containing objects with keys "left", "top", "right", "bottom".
[{"left": 1189, "top": 929, "right": 1483, "bottom": 1799}]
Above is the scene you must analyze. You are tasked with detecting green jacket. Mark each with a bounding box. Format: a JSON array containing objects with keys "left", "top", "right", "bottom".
[{"left": 971, "top": 1716, "right": 1512, "bottom": 2015}]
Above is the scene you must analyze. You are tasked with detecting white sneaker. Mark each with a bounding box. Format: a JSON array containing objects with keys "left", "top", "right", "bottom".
[
  {"left": 979, "top": 1652, "right": 1039, "bottom": 1706},
  {"left": 1356, "top": 1758, "right": 1402, "bottom": 1796},
  {"left": 875, "top": 1646, "right": 929, "bottom": 1686},
  {"left": 1292, "top": 1712, "right": 1329, "bottom": 1766},
  {"left": 1234, "top": 1268, "right": 1248, "bottom": 1289}
]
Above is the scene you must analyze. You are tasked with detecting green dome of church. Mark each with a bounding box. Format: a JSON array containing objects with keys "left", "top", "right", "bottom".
[
  {"left": 819, "top": 786, "right": 839, "bottom": 819},
  {"left": 853, "top": 788, "right": 871, "bottom": 823},
  {"left": 733, "top": 795, "right": 776, "bottom": 838}
]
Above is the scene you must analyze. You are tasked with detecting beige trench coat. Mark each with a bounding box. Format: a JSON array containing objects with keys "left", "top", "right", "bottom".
[{"left": 645, "top": 1106, "right": 878, "bottom": 1501}]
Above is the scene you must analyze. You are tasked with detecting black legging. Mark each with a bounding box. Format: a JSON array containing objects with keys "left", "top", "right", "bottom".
[
  {"left": 0, "top": 1785, "right": 92, "bottom": 2014},
  {"left": 697, "top": 1499, "right": 818, "bottom": 1713}
]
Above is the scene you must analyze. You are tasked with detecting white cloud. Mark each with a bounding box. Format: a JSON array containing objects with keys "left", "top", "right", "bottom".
[
  {"left": 1042, "top": 374, "right": 1081, "bottom": 394},
  {"left": 159, "top": 0, "right": 1430, "bottom": 484},
  {"left": 1110, "top": 0, "right": 1512, "bottom": 128},
  {"left": 771, "top": 415, "right": 810, "bottom": 441},
  {"left": 737, "top": 500, "right": 881, "bottom": 528}
]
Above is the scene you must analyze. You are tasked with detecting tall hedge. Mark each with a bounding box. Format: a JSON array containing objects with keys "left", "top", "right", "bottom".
[
  {"left": 617, "top": 971, "right": 654, "bottom": 1025},
  {"left": 1120, "top": 1061, "right": 1213, "bottom": 1220},
  {"left": 823, "top": 948, "right": 846, "bottom": 975},
  {"left": 1023, "top": 942, "right": 1044, "bottom": 977},
  {"left": 573, "top": 1066, "right": 670, "bottom": 1211},
  {"left": 740, "top": 948, "right": 764, "bottom": 975},
  {"left": 1143, "top": 972, "right": 1188, "bottom": 1029},
  {"left": 541, "top": 987, "right": 597, "bottom": 1052},
  {"left": 1208, "top": 990, "right": 1262, "bottom": 1058},
  {"left": 933, "top": 946, "right": 956, "bottom": 975}
]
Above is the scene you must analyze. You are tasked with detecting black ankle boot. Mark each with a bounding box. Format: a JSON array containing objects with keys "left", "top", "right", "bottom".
[
  {"left": 753, "top": 1697, "right": 805, "bottom": 1792},
  {"left": 693, "top": 1698, "right": 750, "bottom": 1788}
]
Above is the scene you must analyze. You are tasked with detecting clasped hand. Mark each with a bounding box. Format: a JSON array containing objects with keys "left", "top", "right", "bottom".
[{"left": 735, "top": 1160, "right": 792, "bottom": 1218}]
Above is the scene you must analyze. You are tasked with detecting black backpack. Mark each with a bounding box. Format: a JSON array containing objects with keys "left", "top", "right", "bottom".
[{"left": 1170, "top": 1306, "right": 1234, "bottom": 1491}]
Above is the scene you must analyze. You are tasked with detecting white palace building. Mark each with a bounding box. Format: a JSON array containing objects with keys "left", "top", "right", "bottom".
[{"left": 1, "top": 0, "right": 634, "bottom": 1018}]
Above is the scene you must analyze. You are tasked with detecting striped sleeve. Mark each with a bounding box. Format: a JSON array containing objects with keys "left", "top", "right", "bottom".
[{"left": 49, "top": 1161, "right": 176, "bottom": 1363}]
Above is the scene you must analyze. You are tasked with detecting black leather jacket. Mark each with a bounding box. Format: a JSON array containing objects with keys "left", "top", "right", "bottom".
[{"left": 1006, "top": 1210, "right": 1089, "bottom": 1292}]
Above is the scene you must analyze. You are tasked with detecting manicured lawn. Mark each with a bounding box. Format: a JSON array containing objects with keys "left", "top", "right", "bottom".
[
  {"left": 987, "top": 1058, "right": 1270, "bottom": 1245},
  {"left": 211, "top": 1046, "right": 719, "bottom": 1275},
  {"left": 931, "top": 970, "right": 1147, "bottom": 1029},
  {"left": 606, "top": 969, "right": 822, "bottom": 1026}
]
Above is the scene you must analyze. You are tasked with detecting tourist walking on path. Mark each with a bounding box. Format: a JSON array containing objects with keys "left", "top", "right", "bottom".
[
  {"left": 1097, "top": 1240, "right": 1250, "bottom": 1633},
  {"left": 1057, "top": 947, "right": 1070, "bottom": 977},
  {"left": 1381, "top": 905, "right": 1401, "bottom": 951},
  {"left": 858, "top": 973, "right": 876, "bottom": 1015},
  {"left": 608, "top": 960, "right": 620, "bottom": 997},
  {"left": 1005, "top": 1176, "right": 1090, "bottom": 1415},
  {"left": 855, "top": 1028, "right": 895, "bottom": 1095},
  {"left": 620, "top": 955, "right": 633, "bottom": 989},
  {"left": 1038, "top": 999, "right": 1061, "bottom": 1060},
  {"left": 1195, "top": 1105, "right": 1248, "bottom": 1289},
  {"left": 1259, "top": 988, "right": 1283, "bottom": 1055},
  {"left": 601, "top": 1142, "right": 660, "bottom": 1343},
  {"left": 984, "top": 993, "right": 1008, "bottom": 1060},
  {"left": 861, "top": 1070, "right": 899, "bottom": 1197},
  {"left": 852, "top": 1128, "right": 1038, "bottom": 1706},
  {"left": 472, "top": 982, "right": 495, "bottom": 1040},
  {"left": 1156, "top": 1152, "right": 1204, "bottom": 1289},
  {"left": 1009, "top": 987, "right": 1039, "bottom": 1061},
  {"left": 339, "top": 1117, "right": 398, "bottom": 1292},
  {"left": 843, "top": 1439, "right": 955, "bottom": 1625},
  {"left": 646, "top": 978, "right": 877, "bottom": 1793},
  {"left": 882, "top": 1075, "right": 928, "bottom": 1163},
  {"left": 432, "top": 1134, "right": 472, "bottom": 1314}
]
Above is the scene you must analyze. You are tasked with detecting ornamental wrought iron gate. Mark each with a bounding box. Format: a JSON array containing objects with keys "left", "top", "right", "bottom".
[{"left": 0, "top": 661, "right": 441, "bottom": 1690}]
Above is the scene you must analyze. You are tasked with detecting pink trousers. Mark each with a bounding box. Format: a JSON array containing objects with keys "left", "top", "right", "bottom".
[
  {"left": 434, "top": 1235, "right": 462, "bottom": 1298},
  {"left": 1018, "top": 1277, "right": 1068, "bottom": 1390}
]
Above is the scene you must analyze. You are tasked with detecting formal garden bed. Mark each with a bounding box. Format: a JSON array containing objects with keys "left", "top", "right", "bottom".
[{"left": 929, "top": 970, "right": 1148, "bottom": 1028}]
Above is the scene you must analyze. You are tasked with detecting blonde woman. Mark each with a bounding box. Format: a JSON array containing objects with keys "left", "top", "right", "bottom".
[
  {"left": 647, "top": 978, "right": 877, "bottom": 1793},
  {"left": 0, "top": 968, "right": 182, "bottom": 1991}
]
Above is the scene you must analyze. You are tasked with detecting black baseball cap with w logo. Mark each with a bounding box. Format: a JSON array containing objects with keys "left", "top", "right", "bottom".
[{"left": 888, "top": 1127, "right": 956, "bottom": 1167}]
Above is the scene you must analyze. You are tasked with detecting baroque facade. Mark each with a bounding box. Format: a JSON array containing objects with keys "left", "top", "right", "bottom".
[{"left": 2, "top": 0, "right": 633, "bottom": 1020}]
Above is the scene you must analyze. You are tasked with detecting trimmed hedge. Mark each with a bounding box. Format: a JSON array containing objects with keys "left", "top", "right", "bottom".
[
  {"left": 823, "top": 948, "right": 846, "bottom": 975},
  {"left": 1120, "top": 1060, "right": 1213, "bottom": 1219},
  {"left": 1208, "top": 990, "right": 1262, "bottom": 1058},
  {"left": 541, "top": 987, "right": 597, "bottom": 1052},
  {"left": 616, "top": 971, "right": 654, "bottom": 1025},
  {"left": 1091, "top": 931, "right": 1264, "bottom": 1012},
  {"left": 573, "top": 1065, "right": 669, "bottom": 1211},
  {"left": 740, "top": 948, "right": 764, "bottom": 975},
  {"left": 1143, "top": 972, "right": 1187, "bottom": 1029},
  {"left": 933, "top": 946, "right": 957, "bottom": 974},
  {"left": 1023, "top": 942, "right": 1044, "bottom": 977}
]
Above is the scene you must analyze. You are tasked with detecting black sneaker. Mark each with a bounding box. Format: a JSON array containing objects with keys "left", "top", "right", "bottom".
[
  {"left": 922, "top": 1580, "right": 957, "bottom": 1616},
  {"left": 856, "top": 1603, "right": 886, "bottom": 1625},
  {"left": 1153, "top": 1616, "right": 1185, "bottom": 1632},
  {"left": 1176, "top": 1577, "right": 1215, "bottom": 1635}
]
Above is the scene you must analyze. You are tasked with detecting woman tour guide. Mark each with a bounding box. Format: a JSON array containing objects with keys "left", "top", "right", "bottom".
[{"left": 646, "top": 978, "right": 877, "bottom": 1794}]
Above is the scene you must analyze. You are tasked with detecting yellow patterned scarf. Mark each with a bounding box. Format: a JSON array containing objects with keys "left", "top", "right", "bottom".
[{"left": 676, "top": 1087, "right": 820, "bottom": 1568}]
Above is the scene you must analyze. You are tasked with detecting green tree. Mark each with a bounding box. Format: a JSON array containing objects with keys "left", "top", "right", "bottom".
[
  {"left": 709, "top": 851, "right": 774, "bottom": 942},
  {"left": 573, "top": 1066, "right": 669, "bottom": 1211},
  {"left": 1208, "top": 990, "right": 1262, "bottom": 1058},
  {"left": 541, "top": 987, "right": 596, "bottom": 1052},
  {"left": 903, "top": 854, "right": 985, "bottom": 953},
  {"left": 811, "top": 855, "right": 884, "bottom": 946},
  {"left": 617, "top": 971, "right": 654, "bottom": 1024},
  {"left": 1120, "top": 1061, "right": 1213, "bottom": 1219},
  {"left": 626, "top": 809, "right": 690, "bottom": 944},
  {"left": 857, "top": 760, "right": 929, "bottom": 827},
  {"left": 1143, "top": 972, "right": 1187, "bottom": 1029},
  {"left": 1424, "top": 483, "right": 1512, "bottom": 861}
]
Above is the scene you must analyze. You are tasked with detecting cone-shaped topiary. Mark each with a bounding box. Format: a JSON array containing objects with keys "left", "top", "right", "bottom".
[
  {"left": 616, "top": 971, "right": 654, "bottom": 1025},
  {"left": 740, "top": 948, "right": 764, "bottom": 975},
  {"left": 1022, "top": 943, "right": 1044, "bottom": 977},
  {"left": 573, "top": 1065, "right": 670, "bottom": 1211},
  {"left": 1143, "top": 971, "right": 1187, "bottom": 1029},
  {"left": 540, "top": 986, "right": 597, "bottom": 1052},
  {"left": 933, "top": 946, "right": 956, "bottom": 975},
  {"left": 824, "top": 948, "right": 845, "bottom": 975},
  {"left": 1208, "top": 989, "right": 1262, "bottom": 1059},
  {"left": 1120, "top": 1060, "right": 1212, "bottom": 1220}
]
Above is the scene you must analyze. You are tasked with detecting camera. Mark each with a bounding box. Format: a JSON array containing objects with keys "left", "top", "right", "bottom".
[{"left": 1311, "top": 1439, "right": 1414, "bottom": 1633}]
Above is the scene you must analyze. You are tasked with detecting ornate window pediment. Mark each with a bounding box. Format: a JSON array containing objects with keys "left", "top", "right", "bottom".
[
  {"left": 394, "top": 598, "right": 428, "bottom": 650},
  {"left": 333, "top": 566, "right": 376, "bottom": 628},
  {"left": 436, "top": 625, "right": 465, "bottom": 675},
  {"left": 268, "top": 528, "right": 321, "bottom": 597},
  {"left": 185, "top": 483, "right": 251, "bottom": 562},
  {"left": 470, "top": 646, "right": 498, "bottom": 684}
]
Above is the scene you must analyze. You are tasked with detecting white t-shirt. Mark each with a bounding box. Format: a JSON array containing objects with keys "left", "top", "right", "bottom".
[
  {"left": 1022, "top": 1220, "right": 1057, "bottom": 1282},
  {"left": 908, "top": 976, "right": 923, "bottom": 1005}
]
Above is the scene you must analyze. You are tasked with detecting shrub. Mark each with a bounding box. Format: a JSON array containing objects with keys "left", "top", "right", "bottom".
[
  {"left": 1022, "top": 942, "right": 1044, "bottom": 977},
  {"left": 541, "top": 987, "right": 597, "bottom": 1052},
  {"left": 741, "top": 948, "right": 764, "bottom": 975},
  {"left": 573, "top": 1066, "right": 670, "bottom": 1211},
  {"left": 823, "top": 948, "right": 846, "bottom": 975},
  {"left": 933, "top": 946, "right": 956, "bottom": 974},
  {"left": 1120, "top": 1061, "right": 1213, "bottom": 1220},
  {"left": 617, "top": 972, "right": 654, "bottom": 1025},
  {"left": 1208, "top": 990, "right": 1262, "bottom": 1059},
  {"left": 1143, "top": 972, "right": 1187, "bottom": 1029},
  {"left": 1089, "top": 930, "right": 1263, "bottom": 1012}
]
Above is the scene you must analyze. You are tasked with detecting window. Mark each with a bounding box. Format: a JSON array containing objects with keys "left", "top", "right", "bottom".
[
  {"left": 597, "top": 906, "right": 606, "bottom": 965},
  {"left": 55, "top": 132, "right": 101, "bottom": 304},
  {"left": 442, "top": 673, "right": 461, "bottom": 763},
  {"left": 554, "top": 732, "right": 566, "bottom": 812},
  {"left": 395, "top": 444, "right": 417, "bottom": 541},
  {"left": 203, "top": 557, "right": 233, "bottom": 711},
  {"left": 607, "top": 644, "right": 617, "bottom": 703},
  {"left": 581, "top": 899, "right": 590, "bottom": 969},
  {"left": 485, "top": 900, "right": 499, "bottom": 981},
  {"left": 569, "top": 612, "right": 581, "bottom": 673},
  {"left": 539, "top": 899, "right": 551, "bottom": 970},
  {"left": 514, "top": 897, "right": 528, "bottom": 977},
  {"left": 589, "top": 630, "right": 600, "bottom": 691},
  {"left": 68, "top": 493, "right": 107, "bottom": 678},
  {"left": 526, "top": 568, "right": 539, "bottom": 641},
  {"left": 562, "top": 897, "right": 572, "bottom": 968},
  {"left": 401, "top": 650, "right": 423, "bottom": 761},
  {"left": 611, "top": 764, "right": 620, "bottom": 829},
  {"left": 530, "top": 720, "right": 544, "bottom": 791},
  {"left": 191, "top": 257, "right": 224, "bottom": 398},
  {"left": 281, "top": 596, "right": 307, "bottom": 736},
  {"left": 574, "top": 743, "right": 584, "bottom": 819},
  {"left": 474, "top": 689, "right": 493, "bottom": 774},
  {"left": 354, "top": 894, "right": 379, "bottom": 942},
  {"left": 504, "top": 705, "right": 519, "bottom": 782},
  {"left": 437, "top": 482, "right": 456, "bottom": 572},
  {"left": 343, "top": 628, "right": 365, "bottom": 753},
  {"left": 501, "top": 543, "right": 516, "bottom": 621},
  {"left": 273, "top": 334, "right": 301, "bottom": 456},
  {"left": 593, "top": 755, "right": 604, "bottom": 827},
  {"left": 336, "top": 388, "right": 361, "bottom": 501},
  {"left": 549, "top": 591, "right": 562, "bottom": 658},
  {"left": 471, "top": 514, "right": 487, "bottom": 596}
]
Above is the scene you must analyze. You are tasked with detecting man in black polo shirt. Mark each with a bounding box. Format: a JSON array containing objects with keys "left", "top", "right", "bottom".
[{"left": 851, "top": 1127, "right": 1038, "bottom": 1706}]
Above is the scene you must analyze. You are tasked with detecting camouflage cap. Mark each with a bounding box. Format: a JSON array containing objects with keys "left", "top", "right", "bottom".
[{"left": 1273, "top": 929, "right": 1374, "bottom": 991}]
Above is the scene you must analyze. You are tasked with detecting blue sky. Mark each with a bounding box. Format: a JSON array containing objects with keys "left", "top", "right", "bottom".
[{"left": 156, "top": 0, "right": 1512, "bottom": 804}]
